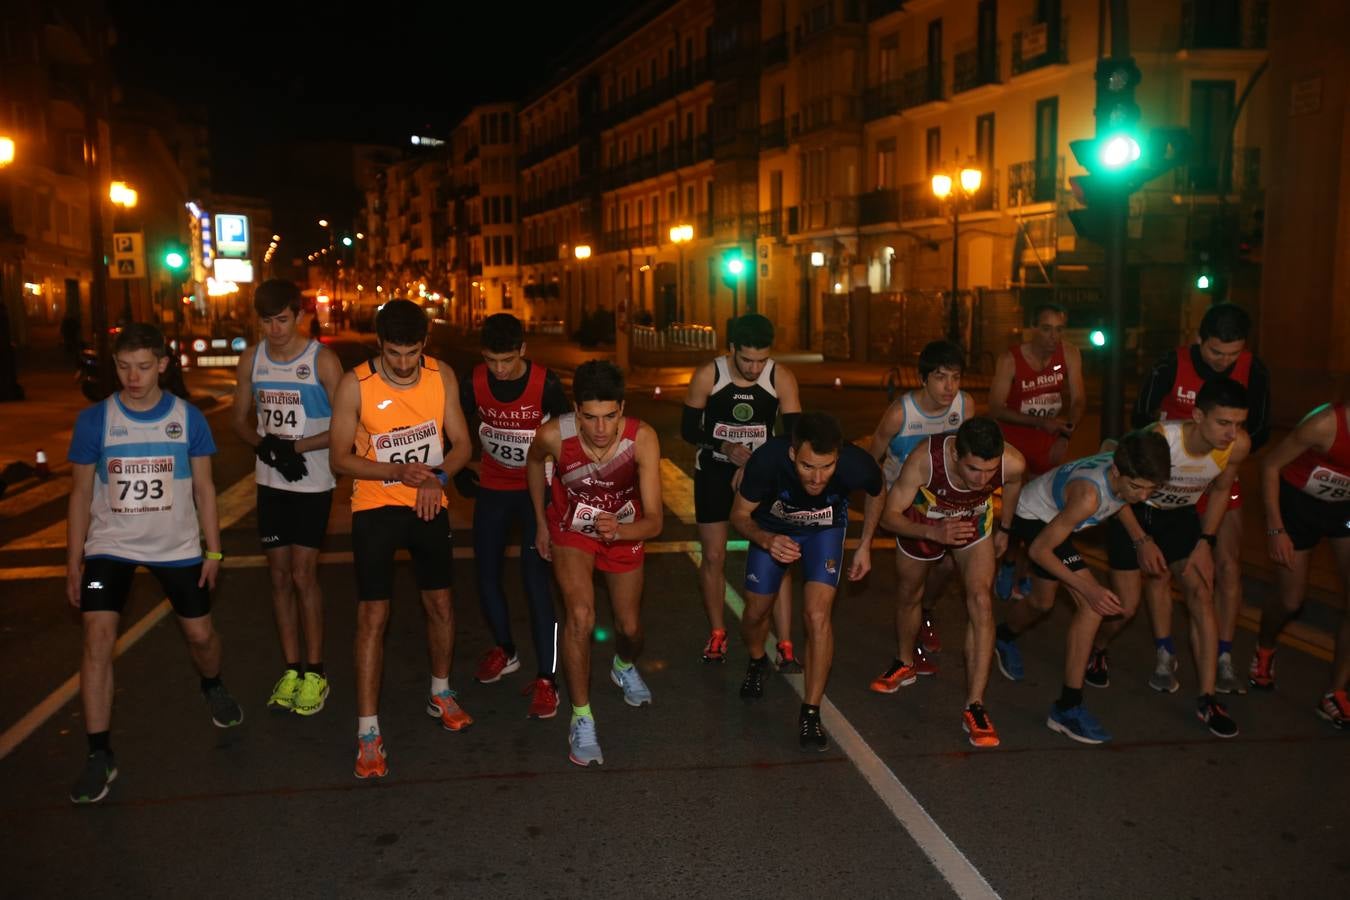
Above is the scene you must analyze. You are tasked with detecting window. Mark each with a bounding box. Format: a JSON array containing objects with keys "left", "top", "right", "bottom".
[
  {"left": 925, "top": 127, "right": 941, "bottom": 175},
  {"left": 876, "top": 138, "right": 896, "bottom": 189},
  {"left": 502, "top": 283, "right": 513, "bottom": 309},
  {"left": 686, "top": 185, "right": 695, "bottom": 217},
  {"left": 491, "top": 236, "right": 502, "bottom": 266},
  {"left": 503, "top": 196, "right": 513, "bottom": 223},
  {"left": 1190, "top": 80, "right": 1236, "bottom": 191},
  {"left": 667, "top": 190, "right": 676, "bottom": 219},
  {"left": 504, "top": 236, "right": 514, "bottom": 266},
  {"left": 1034, "top": 96, "right": 1059, "bottom": 202}
]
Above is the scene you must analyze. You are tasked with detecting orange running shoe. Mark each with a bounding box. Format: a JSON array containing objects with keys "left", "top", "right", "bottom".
[
  {"left": 870, "top": 659, "right": 918, "bottom": 694},
  {"left": 524, "top": 678, "right": 560, "bottom": 719},
  {"left": 354, "top": 731, "right": 388, "bottom": 779},
  {"left": 962, "top": 703, "right": 1001, "bottom": 748},
  {"left": 1248, "top": 647, "right": 1276, "bottom": 691},
  {"left": 427, "top": 690, "right": 474, "bottom": 731}
]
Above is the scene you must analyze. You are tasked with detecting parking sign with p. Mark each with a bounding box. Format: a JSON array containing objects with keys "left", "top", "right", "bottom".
[{"left": 215, "top": 213, "right": 250, "bottom": 259}]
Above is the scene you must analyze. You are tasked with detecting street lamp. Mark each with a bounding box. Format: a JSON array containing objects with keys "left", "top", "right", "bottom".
[
  {"left": 0, "top": 135, "right": 21, "bottom": 401},
  {"left": 669, "top": 223, "right": 693, "bottom": 322},
  {"left": 931, "top": 164, "right": 984, "bottom": 343},
  {"left": 109, "top": 181, "right": 141, "bottom": 322},
  {"left": 0, "top": 137, "right": 14, "bottom": 168},
  {"left": 574, "top": 243, "right": 592, "bottom": 320}
]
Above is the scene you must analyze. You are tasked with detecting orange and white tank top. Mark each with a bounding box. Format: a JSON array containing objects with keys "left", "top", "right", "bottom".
[{"left": 352, "top": 356, "right": 447, "bottom": 512}]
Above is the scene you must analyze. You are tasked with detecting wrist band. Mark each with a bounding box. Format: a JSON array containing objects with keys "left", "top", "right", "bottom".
[
  {"left": 1266, "top": 527, "right": 1286, "bottom": 537},
  {"left": 996, "top": 521, "right": 1011, "bottom": 534},
  {"left": 433, "top": 468, "right": 450, "bottom": 487},
  {"left": 1197, "top": 533, "right": 1217, "bottom": 548},
  {"left": 1132, "top": 535, "right": 1153, "bottom": 549},
  {"left": 204, "top": 551, "right": 224, "bottom": 561}
]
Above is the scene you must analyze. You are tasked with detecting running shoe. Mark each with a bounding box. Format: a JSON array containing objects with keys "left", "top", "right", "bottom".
[
  {"left": 292, "top": 672, "right": 330, "bottom": 716},
  {"left": 354, "top": 731, "right": 388, "bottom": 779},
  {"left": 962, "top": 703, "right": 1001, "bottom": 748},
  {"left": 524, "top": 678, "right": 560, "bottom": 719},
  {"left": 869, "top": 659, "right": 918, "bottom": 694},
  {"left": 995, "top": 638, "right": 1024, "bottom": 681},
  {"left": 267, "top": 668, "right": 301, "bottom": 711},
  {"left": 994, "top": 561, "right": 1016, "bottom": 601},
  {"left": 475, "top": 646, "right": 521, "bottom": 684},
  {"left": 1316, "top": 689, "right": 1350, "bottom": 729},
  {"left": 568, "top": 715, "right": 603, "bottom": 767},
  {"left": 205, "top": 683, "right": 244, "bottom": 728},
  {"left": 1248, "top": 647, "right": 1276, "bottom": 691},
  {"left": 1197, "top": 695, "right": 1239, "bottom": 738},
  {"left": 1216, "top": 652, "right": 1246, "bottom": 695},
  {"left": 702, "top": 628, "right": 729, "bottom": 663},
  {"left": 1045, "top": 704, "right": 1111, "bottom": 744},
  {"left": 915, "top": 644, "right": 939, "bottom": 676},
  {"left": 70, "top": 750, "right": 117, "bottom": 805},
  {"left": 919, "top": 617, "right": 941, "bottom": 654},
  {"left": 740, "top": 657, "right": 769, "bottom": 700},
  {"left": 775, "top": 640, "right": 803, "bottom": 673},
  {"left": 1148, "top": 647, "right": 1180, "bottom": 693},
  {"left": 427, "top": 690, "right": 474, "bottom": 731},
  {"left": 798, "top": 710, "right": 829, "bottom": 752},
  {"left": 1085, "top": 649, "right": 1110, "bottom": 688},
  {"left": 611, "top": 661, "right": 653, "bottom": 707}
]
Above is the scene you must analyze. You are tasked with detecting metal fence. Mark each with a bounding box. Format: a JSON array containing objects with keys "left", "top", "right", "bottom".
[{"left": 631, "top": 322, "right": 718, "bottom": 351}]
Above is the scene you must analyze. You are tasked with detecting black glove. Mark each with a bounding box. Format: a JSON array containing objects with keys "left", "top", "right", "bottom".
[
  {"left": 254, "top": 434, "right": 284, "bottom": 466},
  {"left": 454, "top": 467, "right": 480, "bottom": 498},
  {"left": 271, "top": 439, "right": 308, "bottom": 482}
]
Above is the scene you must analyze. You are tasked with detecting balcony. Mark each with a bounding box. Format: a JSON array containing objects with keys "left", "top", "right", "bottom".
[
  {"left": 762, "top": 32, "right": 788, "bottom": 67},
  {"left": 1180, "top": 0, "right": 1267, "bottom": 50},
  {"left": 1181, "top": 145, "right": 1262, "bottom": 195},
  {"left": 520, "top": 129, "right": 579, "bottom": 169},
  {"left": 859, "top": 189, "right": 900, "bottom": 225},
  {"left": 795, "top": 196, "right": 859, "bottom": 231},
  {"left": 758, "top": 208, "right": 787, "bottom": 238},
  {"left": 794, "top": 94, "right": 863, "bottom": 138},
  {"left": 712, "top": 213, "right": 760, "bottom": 243},
  {"left": 1012, "top": 18, "right": 1068, "bottom": 77},
  {"left": 953, "top": 39, "right": 1001, "bottom": 94},
  {"left": 468, "top": 261, "right": 483, "bottom": 276},
  {"left": 521, "top": 245, "right": 560, "bottom": 265},
  {"left": 759, "top": 118, "right": 787, "bottom": 150},
  {"left": 900, "top": 182, "right": 940, "bottom": 221},
  {"left": 864, "top": 61, "right": 945, "bottom": 120},
  {"left": 1006, "top": 156, "right": 1065, "bottom": 207},
  {"left": 598, "top": 224, "right": 659, "bottom": 252},
  {"left": 866, "top": 0, "right": 903, "bottom": 21}
]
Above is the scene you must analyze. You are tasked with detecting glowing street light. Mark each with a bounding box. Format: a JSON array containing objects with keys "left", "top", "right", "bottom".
[
  {"left": 574, "top": 244, "right": 592, "bottom": 260},
  {"left": 669, "top": 224, "right": 693, "bottom": 321},
  {"left": 931, "top": 162, "right": 986, "bottom": 342},
  {"left": 109, "top": 181, "right": 138, "bottom": 208},
  {"left": 0, "top": 136, "right": 14, "bottom": 168}
]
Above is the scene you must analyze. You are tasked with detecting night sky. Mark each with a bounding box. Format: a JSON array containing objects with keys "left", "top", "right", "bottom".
[{"left": 108, "top": 0, "right": 649, "bottom": 199}]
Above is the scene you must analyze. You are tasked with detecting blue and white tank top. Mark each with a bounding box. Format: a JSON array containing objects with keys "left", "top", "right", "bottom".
[
  {"left": 252, "top": 340, "right": 334, "bottom": 492},
  {"left": 883, "top": 390, "right": 968, "bottom": 486},
  {"left": 1016, "top": 452, "right": 1125, "bottom": 531},
  {"left": 86, "top": 394, "right": 203, "bottom": 565}
]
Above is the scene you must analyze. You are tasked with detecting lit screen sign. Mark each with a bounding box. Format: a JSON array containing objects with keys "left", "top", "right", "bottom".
[
  {"left": 213, "top": 258, "right": 254, "bottom": 283},
  {"left": 214, "top": 214, "right": 250, "bottom": 258}
]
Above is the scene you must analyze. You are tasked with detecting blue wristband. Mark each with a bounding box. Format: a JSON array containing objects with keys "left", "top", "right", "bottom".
[{"left": 433, "top": 468, "right": 450, "bottom": 487}]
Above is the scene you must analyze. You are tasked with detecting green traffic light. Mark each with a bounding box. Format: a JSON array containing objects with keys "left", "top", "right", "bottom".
[
  {"left": 726, "top": 257, "right": 745, "bottom": 277},
  {"left": 342, "top": 236, "right": 353, "bottom": 247},
  {"left": 1100, "top": 135, "right": 1141, "bottom": 169},
  {"left": 1090, "top": 329, "right": 1107, "bottom": 347},
  {"left": 593, "top": 627, "right": 611, "bottom": 642},
  {"left": 164, "top": 251, "right": 186, "bottom": 270},
  {"left": 1196, "top": 274, "right": 1211, "bottom": 290}
]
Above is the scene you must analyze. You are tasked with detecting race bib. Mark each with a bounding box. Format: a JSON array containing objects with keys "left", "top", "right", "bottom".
[
  {"left": 107, "top": 456, "right": 174, "bottom": 515},
  {"left": 372, "top": 419, "right": 444, "bottom": 484},
  {"left": 256, "top": 388, "right": 307, "bottom": 439},
  {"left": 568, "top": 499, "right": 637, "bottom": 535},
  {"left": 1020, "top": 393, "right": 1063, "bottom": 418},
  {"left": 479, "top": 422, "right": 534, "bottom": 468},
  {"left": 712, "top": 422, "right": 768, "bottom": 461},
  {"left": 1149, "top": 484, "right": 1205, "bottom": 510},
  {"left": 770, "top": 499, "right": 834, "bottom": 527},
  {"left": 1303, "top": 465, "right": 1350, "bottom": 502}
]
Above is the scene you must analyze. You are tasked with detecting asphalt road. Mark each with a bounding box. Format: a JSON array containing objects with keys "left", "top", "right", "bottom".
[{"left": 0, "top": 338, "right": 1345, "bottom": 899}]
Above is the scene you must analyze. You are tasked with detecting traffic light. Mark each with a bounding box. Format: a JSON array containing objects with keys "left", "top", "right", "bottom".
[
  {"left": 163, "top": 247, "right": 187, "bottom": 271},
  {"left": 1089, "top": 328, "right": 1108, "bottom": 348},
  {"left": 341, "top": 235, "right": 353, "bottom": 247},
  {"left": 721, "top": 252, "right": 747, "bottom": 289},
  {"left": 1195, "top": 273, "right": 1211, "bottom": 290}
]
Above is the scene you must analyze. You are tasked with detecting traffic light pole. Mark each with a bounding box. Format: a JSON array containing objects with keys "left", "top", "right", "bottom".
[{"left": 1101, "top": 188, "right": 1128, "bottom": 443}]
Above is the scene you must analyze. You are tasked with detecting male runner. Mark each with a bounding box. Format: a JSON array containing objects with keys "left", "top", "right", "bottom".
[
  {"left": 731, "top": 412, "right": 883, "bottom": 751},
  {"left": 989, "top": 303, "right": 1085, "bottom": 600},
  {"left": 329, "top": 299, "right": 472, "bottom": 778},
  {"left": 863, "top": 339, "right": 974, "bottom": 672},
  {"left": 526, "top": 361, "right": 663, "bottom": 767},
  {"left": 1094, "top": 379, "right": 1250, "bottom": 738},
  {"left": 683, "top": 314, "right": 802, "bottom": 668},
  {"left": 66, "top": 324, "right": 241, "bottom": 804},
  {"left": 875, "top": 418, "right": 1026, "bottom": 747},
  {"left": 1134, "top": 302, "right": 1272, "bottom": 693},
  {"left": 231, "top": 279, "right": 341, "bottom": 716},
  {"left": 460, "top": 313, "right": 569, "bottom": 718},
  {"left": 1251, "top": 400, "right": 1350, "bottom": 727},
  {"left": 994, "top": 430, "right": 1171, "bottom": 744}
]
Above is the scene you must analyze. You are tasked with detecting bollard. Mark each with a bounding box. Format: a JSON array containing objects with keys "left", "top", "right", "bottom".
[{"left": 35, "top": 449, "right": 50, "bottom": 479}]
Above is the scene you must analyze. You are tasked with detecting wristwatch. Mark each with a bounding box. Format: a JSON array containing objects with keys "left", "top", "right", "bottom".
[
  {"left": 1266, "top": 527, "right": 1286, "bottom": 537},
  {"left": 1197, "top": 533, "right": 1217, "bottom": 548}
]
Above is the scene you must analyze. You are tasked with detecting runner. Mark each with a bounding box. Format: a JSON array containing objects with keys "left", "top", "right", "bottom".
[
  {"left": 1094, "top": 379, "right": 1250, "bottom": 737},
  {"left": 526, "top": 361, "right": 663, "bottom": 767},
  {"left": 863, "top": 339, "right": 974, "bottom": 673},
  {"left": 1251, "top": 400, "right": 1350, "bottom": 728},
  {"left": 874, "top": 418, "right": 1026, "bottom": 748},
  {"left": 231, "top": 279, "right": 341, "bottom": 716},
  {"left": 458, "top": 314, "right": 569, "bottom": 718},
  {"left": 66, "top": 324, "right": 241, "bottom": 804},
  {"left": 682, "top": 314, "right": 802, "bottom": 669},
  {"left": 1134, "top": 302, "right": 1272, "bottom": 693},
  {"left": 988, "top": 303, "right": 1085, "bottom": 601},
  {"left": 328, "top": 299, "right": 473, "bottom": 779},
  {"left": 994, "top": 430, "right": 1172, "bottom": 744},
  {"left": 731, "top": 412, "right": 883, "bottom": 751}
]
